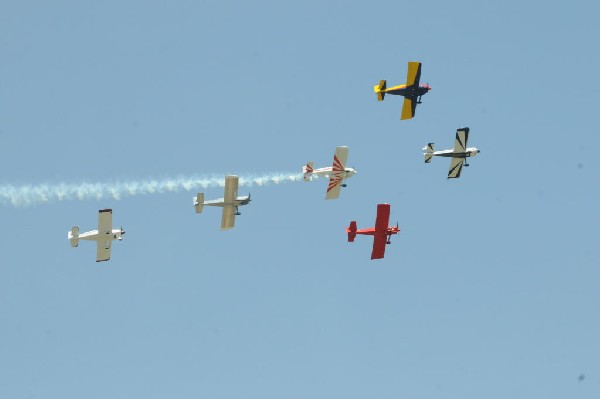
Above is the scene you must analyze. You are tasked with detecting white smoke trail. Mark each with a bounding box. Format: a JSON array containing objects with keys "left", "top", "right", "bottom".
[{"left": 0, "top": 172, "right": 305, "bottom": 207}]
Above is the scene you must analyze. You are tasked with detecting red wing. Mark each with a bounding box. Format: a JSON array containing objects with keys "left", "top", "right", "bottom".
[
  {"left": 371, "top": 234, "right": 387, "bottom": 260},
  {"left": 374, "top": 203, "right": 391, "bottom": 233}
]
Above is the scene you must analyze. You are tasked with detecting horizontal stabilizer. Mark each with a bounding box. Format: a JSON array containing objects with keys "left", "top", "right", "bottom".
[
  {"left": 423, "top": 143, "right": 434, "bottom": 163},
  {"left": 194, "top": 193, "right": 205, "bottom": 213},
  {"left": 303, "top": 161, "right": 314, "bottom": 181},
  {"left": 68, "top": 226, "right": 80, "bottom": 247},
  {"left": 374, "top": 79, "right": 386, "bottom": 101},
  {"left": 347, "top": 221, "right": 357, "bottom": 242}
]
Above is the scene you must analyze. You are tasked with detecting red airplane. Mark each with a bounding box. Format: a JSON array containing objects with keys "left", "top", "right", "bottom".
[{"left": 346, "top": 203, "right": 400, "bottom": 260}]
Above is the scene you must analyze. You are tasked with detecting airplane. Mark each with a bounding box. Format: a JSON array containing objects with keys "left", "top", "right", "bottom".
[
  {"left": 302, "top": 146, "right": 357, "bottom": 200},
  {"left": 346, "top": 203, "right": 400, "bottom": 260},
  {"left": 423, "top": 127, "right": 480, "bottom": 179},
  {"left": 67, "top": 208, "right": 125, "bottom": 262},
  {"left": 194, "top": 175, "right": 251, "bottom": 230},
  {"left": 373, "top": 61, "right": 431, "bottom": 120}
]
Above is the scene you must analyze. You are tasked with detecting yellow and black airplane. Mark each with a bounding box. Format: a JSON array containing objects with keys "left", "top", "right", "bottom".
[{"left": 374, "top": 61, "right": 431, "bottom": 120}]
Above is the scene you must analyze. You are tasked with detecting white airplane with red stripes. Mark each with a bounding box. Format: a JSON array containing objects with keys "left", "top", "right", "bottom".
[{"left": 302, "top": 146, "right": 357, "bottom": 199}]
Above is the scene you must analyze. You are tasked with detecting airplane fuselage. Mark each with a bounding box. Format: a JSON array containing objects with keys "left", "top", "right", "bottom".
[
  {"left": 79, "top": 229, "right": 123, "bottom": 241},
  {"left": 384, "top": 84, "right": 431, "bottom": 99},
  {"left": 354, "top": 226, "right": 399, "bottom": 237},
  {"left": 432, "top": 147, "right": 480, "bottom": 159},
  {"left": 203, "top": 196, "right": 251, "bottom": 208},
  {"left": 76, "top": 229, "right": 125, "bottom": 242},
  {"left": 305, "top": 167, "right": 356, "bottom": 180}
]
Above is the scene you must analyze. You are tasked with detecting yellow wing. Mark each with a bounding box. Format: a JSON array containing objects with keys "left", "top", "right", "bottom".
[
  {"left": 401, "top": 98, "right": 414, "bottom": 120},
  {"left": 405, "top": 61, "right": 422, "bottom": 87}
]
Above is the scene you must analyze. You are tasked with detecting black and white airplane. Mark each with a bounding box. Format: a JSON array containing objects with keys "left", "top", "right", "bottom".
[{"left": 423, "top": 127, "right": 480, "bottom": 179}]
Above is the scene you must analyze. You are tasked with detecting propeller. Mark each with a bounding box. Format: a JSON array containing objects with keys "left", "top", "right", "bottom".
[{"left": 120, "top": 226, "right": 126, "bottom": 235}]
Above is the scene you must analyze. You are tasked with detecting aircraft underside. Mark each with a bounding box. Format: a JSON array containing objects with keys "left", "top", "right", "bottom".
[
  {"left": 436, "top": 152, "right": 470, "bottom": 158},
  {"left": 387, "top": 86, "right": 429, "bottom": 99}
]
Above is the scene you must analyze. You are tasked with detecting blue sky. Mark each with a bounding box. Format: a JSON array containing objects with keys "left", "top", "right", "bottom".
[{"left": 1, "top": 1, "right": 599, "bottom": 398}]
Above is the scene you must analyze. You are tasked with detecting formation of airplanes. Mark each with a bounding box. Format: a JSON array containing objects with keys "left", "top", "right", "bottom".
[{"left": 68, "top": 61, "right": 480, "bottom": 261}]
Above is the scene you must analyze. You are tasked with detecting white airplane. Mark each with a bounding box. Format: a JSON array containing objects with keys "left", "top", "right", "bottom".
[
  {"left": 423, "top": 127, "right": 480, "bottom": 179},
  {"left": 67, "top": 209, "right": 125, "bottom": 262},
  {"left": 194, "top": 175, "right": 251, "bottom": 231},
  {"left": 302, "top": 146, "right": 357, "bottom": 199}
]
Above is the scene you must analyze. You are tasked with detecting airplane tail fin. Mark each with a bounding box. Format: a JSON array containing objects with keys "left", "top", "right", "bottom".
[
  {"left": 347, "top": 221, "right": 357, "bottom": 242},
  {"left": 302, "top": 161, "right": 314, "bottom": 181},
  {"left": 194, "top": 193, "right": 205, "bottom": 213},
  {"left": 374, "top": 80, "right": 386, "bottom": 101},
  {"left": 68, "top": 226, "right": 80, "bottom": 247},
  {"left": 423, "top": 143, "right": 435, "bottom": 163}
]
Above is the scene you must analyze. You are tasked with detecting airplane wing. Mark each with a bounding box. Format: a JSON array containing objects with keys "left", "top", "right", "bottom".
[
  {"left": 221, "top": 175, "right": 239, "bottom": 230},
  {"left": 96, "top": 209, "right": 113, "bottom": 262},
  {"left": 405, "top": 61, "right": 422, "bottom": 87},
  {"left": 325, "top": 177, "right": 342, "bottom": 200},
  {"left": 400, "top": 97, "right": 417, "bottom": 120},
  {"left": 371, "top": 204, "right": 392, "bottom": 259},
  {"left": 332, "top": 146, "right": 349, "bottom": 172},
  {"left": 98, "top": 209, "right": 112, "bottom": 234},
  {"left": 96, "top": 240, "right": 111, "bottom": 262},
  {"left": 371, "top": 234, "right": 388, "bottom": 260},
  {"left": 448, "top": 157, "right": 464, "bottom": 179},
  {"left": 223, "top": 175, "right": 239, "bottom": 204},
  {"left": 374, "top": 203, "right": 391, "bottom": 233},
  {"left": 453, "top": 128, "right": 470, "bottom": 153},
  {"left": 221, "top": 205, "right": 236, "bottom": 230}
]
